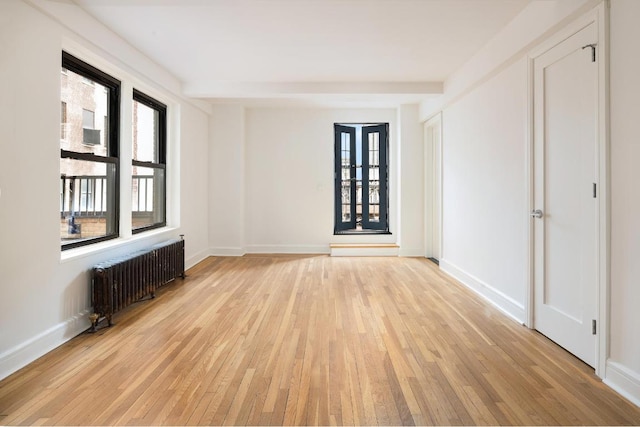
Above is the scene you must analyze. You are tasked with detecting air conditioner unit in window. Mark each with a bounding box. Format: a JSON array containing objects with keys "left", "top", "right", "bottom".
[{"left": 83, "top": 128, "right": 101, "bottom": 146}]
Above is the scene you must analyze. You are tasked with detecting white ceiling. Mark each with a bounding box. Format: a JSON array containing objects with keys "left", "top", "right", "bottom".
[{"left": 72, "top": 0, "right": 532, "bottom": 106}]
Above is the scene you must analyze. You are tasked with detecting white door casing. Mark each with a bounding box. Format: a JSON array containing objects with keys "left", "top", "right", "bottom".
[
  {"left": 424, "top": 113, "right": 442, "bottom": 261},
  {"left": 532, "top": 22, "right": 598, "bottom": 368}
]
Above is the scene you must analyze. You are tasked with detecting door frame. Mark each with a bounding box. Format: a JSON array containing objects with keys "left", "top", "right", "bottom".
[
  {"left": 525, "top": 3, "right": 609, "bottom": 377},
  {"left": 424, "top": 113, "right": 443, "bottom": 261}
]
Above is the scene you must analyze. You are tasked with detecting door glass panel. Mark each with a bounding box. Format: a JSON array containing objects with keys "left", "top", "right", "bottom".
[
  {"left": 355, "top": 126, "right": 363, "bottom": 229},
  {"left": 342, "top": 203, "right": 350, "bottom": 222},
  {"left": 368, "top": 131, "right": 380, "bottom": 222},
  {"left": 340, "top": 132, "right": 351, "bottom": 222}
]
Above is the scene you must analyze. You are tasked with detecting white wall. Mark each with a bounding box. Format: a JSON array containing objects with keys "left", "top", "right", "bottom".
[
  {"left": 209, "top": 105, "right": 245, "bottom": 255},
  {"left": 180, "top": 102, "right": 211, "bottom": 266},
  {"left": 398, "top": 104, "right": 425, "bottom": 256},
  {"left": 243, "top": 108, "right": 398, "bottom": 253},
  {"left": 440, "top": 58, "right": 528, "bottom": 321},
  {"left": 0, "top": 0, "right": 210, "bottom": 380},
  {"left": 607, "top": 0, "right": 640, "bottom": 405},
  {"left": 208, "top": 105, "right": 425, "bottom": 255}
]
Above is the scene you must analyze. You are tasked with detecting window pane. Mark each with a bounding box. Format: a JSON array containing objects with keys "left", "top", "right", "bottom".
[
  {"left": 369, "top": 132, "right": 379, "bottom": 166},
  {"left": 132, "top": 166, "right": 165, "bottom": 230},
  {"left": 342, "top": 205, "right": 350, "bottom": 221},
  {"left": 60, "top": 102, "right": 67, "bottom": 140},
  {"left": 369, "top": 177, "right": 380, "bottom": 222},
  {"left": 60, "top": 159, "right": 116, "bottom": 245},
  {"left": 369, "top": 203, "right": 380, "bottom": 222},
  {"left": 60, "top": 68, "right": 110, "bottom": 155},
  {"left": 133, "top": 100, "right": 159, "bottom": 163},
  {"left": 356, "top": 180, "right": 363, "bottom": 228}
]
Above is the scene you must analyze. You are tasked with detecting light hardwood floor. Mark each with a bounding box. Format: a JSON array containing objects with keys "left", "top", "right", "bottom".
[{"left": 1, "top": 255, "right": 639, "bottom": 425}]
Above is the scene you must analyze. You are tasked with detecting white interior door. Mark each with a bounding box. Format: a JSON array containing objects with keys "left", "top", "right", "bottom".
[{"left": 533, "top": 23, "right": 598, "bottom": 367}]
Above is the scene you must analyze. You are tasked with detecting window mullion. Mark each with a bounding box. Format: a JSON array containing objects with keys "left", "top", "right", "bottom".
[
  {"left": 119, "top": 82, "right": 134, "bottom": 239},
  {"left": 61, "top": 149, "right": 118, "bottom": 164},
  {"left": 132, "top": 160, "right": 166, "bottom": 169},
  {"left": 362, "top": 130, "right": 370, "bottom": 229},
  {"left": 350, "top": 129, "right": 357, "bottom": 230}
]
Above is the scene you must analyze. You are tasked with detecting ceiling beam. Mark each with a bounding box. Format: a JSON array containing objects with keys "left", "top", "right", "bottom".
[{"left": 183, "top": 81, "right": 443, "bottom": 99}]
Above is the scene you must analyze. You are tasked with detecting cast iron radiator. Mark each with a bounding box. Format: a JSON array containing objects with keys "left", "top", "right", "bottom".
[{"left": 90, "top": 237, "right": 185, "bottom": 331}]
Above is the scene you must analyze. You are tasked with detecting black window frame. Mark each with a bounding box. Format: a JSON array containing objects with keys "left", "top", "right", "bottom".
[
  {"left": 61, "top": 51, "right": 121, "bottom": 250},
  {"left": 131, "top": 89, "right": 167, "bottom": 234},
  {"left": 334, "top": 122, "right": 390, "bottom": 234}
]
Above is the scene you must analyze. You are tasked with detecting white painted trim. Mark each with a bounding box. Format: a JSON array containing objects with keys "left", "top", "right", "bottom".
[
  {"left": 596, "top": 0, "right": 611, "bottom": 382},
  {"left": 423, "top": 113, "right": 443, "bottom": 261},
  {"left": 527, "top": 6, "right": 601, "bottom": 59},
  {"left": 209, "top": 247, "right": 246, "bottom": 257},
  {"left": 439, "top": 113, "right": 445, "bottom": 261},
  {"left": 604, "top": 361, "right": 640, "bottom": 408},
  {"left": 184, "top": 81, "right": 443, "bottom": 98},
  {"left": 440, "top": 259, "right": 526, "bottom": 324},
  {"left": 0, "top": 309, "right": 91, "bottom": 382},
  {"left": 524, "top": 52, "right": 535, "bottom": 329},
  {"left": 245, "top": 245, "right": 330, "bottom": 255},
  {"left": 60, "top": 228, "right": 179, "bottom": 263},
  {"left": 398, "top": 247, "right": 424, "bottom": 257}
]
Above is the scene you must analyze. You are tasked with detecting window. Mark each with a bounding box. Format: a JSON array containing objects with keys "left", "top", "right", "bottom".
[
  {"left": 60, "top": 51, "right": 120, "bottom": 250},
  {"left": 132, "top": 89, "right": 166, "bottom": 232},
  {"left": 82, "top": 109, "right": 95, "bottom": 129},
  {"left": 82, "top": 108, "right": 100, "bottom": 146},
  {"left": 334, "top": 123, "right": 389, "bottom": 233}
]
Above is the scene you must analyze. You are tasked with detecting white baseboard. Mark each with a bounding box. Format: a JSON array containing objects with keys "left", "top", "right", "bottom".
[
  {"left": 0, "top": 309, "right": 91, "bottom": 382},
  {"left": 604, "top": 360, "right": 640, "bottom": 408},
  {"left": 439, "top": 259, "right": 525, "bottom": 324},
  {"left": 208, "top": 246, "right": 246, "bottom": 257},
  {"left": 245, "top": 245, "right": 329, "bottom": 254},
  {"left": 185, "top": 248, "right": 211, "bottom": 269},
  {"left": 399, "top": 247, "right": 424, "bottom": 257}
]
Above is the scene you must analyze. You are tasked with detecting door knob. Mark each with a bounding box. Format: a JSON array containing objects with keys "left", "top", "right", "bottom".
[{"left": 530, "top": 209, "right": 543, "bottom": 218}]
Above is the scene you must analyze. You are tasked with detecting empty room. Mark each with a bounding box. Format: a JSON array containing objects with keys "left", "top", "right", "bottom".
[{"left": 1, "top": 0, "right": 640, "bottom": 425}]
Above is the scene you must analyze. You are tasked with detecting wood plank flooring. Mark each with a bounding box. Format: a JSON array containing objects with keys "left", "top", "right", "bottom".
[{"left": 1, "top": 255, "right": 639, "bottom": 425}]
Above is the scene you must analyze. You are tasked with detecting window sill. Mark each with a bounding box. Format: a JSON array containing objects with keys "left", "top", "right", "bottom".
[{"left": 60, "top": 226, "right": 177, "bottom": 264}]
